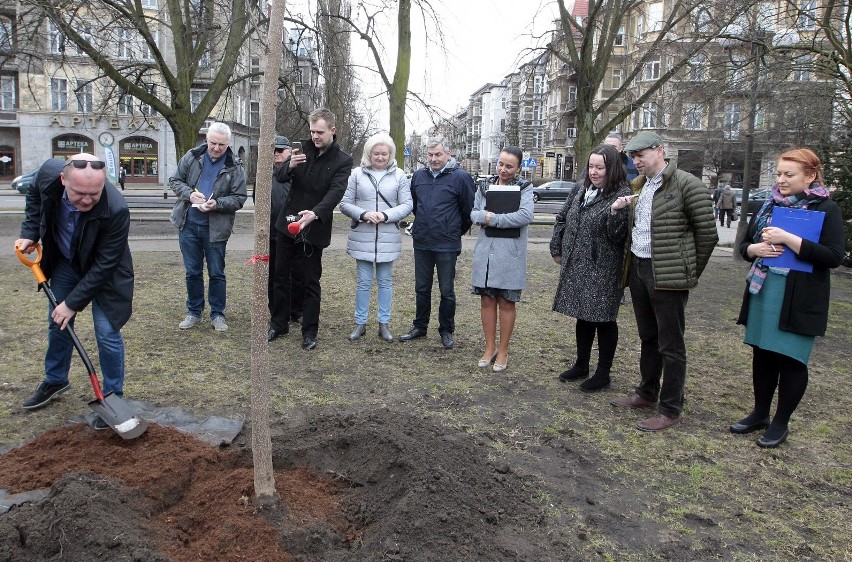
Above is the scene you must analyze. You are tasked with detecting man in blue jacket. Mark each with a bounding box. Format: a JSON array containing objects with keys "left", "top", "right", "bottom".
[
  {"left": 16, "top": 154, "right": 134, "bottom": 430},
  {"left": 398, "top": 137, "right": 474, "bottom": 349}
]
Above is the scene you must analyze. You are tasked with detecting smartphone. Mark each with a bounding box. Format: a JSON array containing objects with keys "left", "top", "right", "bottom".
[{"left": 291, "top": 141, "right": 302, "bottom": 154}]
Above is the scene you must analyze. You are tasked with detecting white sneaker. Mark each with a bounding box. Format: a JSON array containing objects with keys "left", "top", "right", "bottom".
[
  {"left": 211, "top": 315, "right": 229, "bottom": 332},
  {"left": 179, "top": 315, "right": 201, "bottom": 329}
]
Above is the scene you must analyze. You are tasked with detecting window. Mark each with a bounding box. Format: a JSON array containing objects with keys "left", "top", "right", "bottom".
[
  {"left": 793, "top": 54, "right": 812, "bottom": 81},
  {"left": 533, "top": 104, "right": 543, "bottom": 122},
  {"left": 643, "top": 55, "right": 661, "bottom": 81},
  {"left": 684, "top": 103, "right": 703, "bottom": 130},
  {"left": 724, "top": 103, "right": 741, "bottom": 139},
  {"left": 500, "top": 118, "right": 505, "bottom": 132},
  {"left": 199, "top": 42, "right": 211, "bottom": 68},
  {"left": 141, "top": 0, "right": 157, "bottom": 8},
  {"left": 140, "top": 31, "right": 157, "bottom": 61},
  {"left": 116, "top": 28, "right": 132, "bottom": 58},
  {"left": 0, "top": 17, "right": 13, "bottom": 51},
  {"left": 49, "top": 22, "right": 64, "bottom": 54},
  {"left": 798, "top": 0, "right": 817, "bottom": 30},
  {"left": 754, "top": 106, "right": 766, "bottom": 130},
  {"left": 534, "top": 75, "right": 543, "bottom": 94},
  {"left": 249, "top": 100, "right": 260, "bottom": 127},
  {"left": 641, "top": 104, "right": 658, "bottom": 128},
  {"left": 614, "top": 26, "right": 624, "bottom": 46},
  {"left": 568, "top": 85, "right": 577, "bottom": 104},
  {"left": 250, "top": 57, "right": 261, "bottom": 84},
  {"left": 730, "top": 55, "right": 746, "bottom": 85},
  {"left": 533, "top": 131, "right": 543, "bottom": 150},
  {"left": 190, "top": 89, "right": 206, "bottom": 113},
  {"left": 648, "top": 2, "right": 664, "bottom": 32},
  {"left": 688, "top": 54, "right": 706, "bottom": 81},
  {"left": 611, "top": 68, "right": 622, "bottom": 89},
  {"left": 74, "top": 26, "right": 93, "bottom": 56},
  {"left": 75, "top": 80, "right": 92, "bottom": 113},
  {"left": 0, "top": 75, "right": 16, "bottom": 110},
  {"left": 118, "top": 92, "right": 133, "bottom": 115},
  {"left": 757, "top": 2, "right": 777, "bottom": 31},
  {"left": 140, "top": 85, "right": 157, "bottom": 116},
  {"left": 51, "top": 78, "right": 68, "bottom": 111}
]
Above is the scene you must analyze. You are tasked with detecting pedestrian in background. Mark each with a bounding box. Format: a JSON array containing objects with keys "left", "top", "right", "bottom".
[
  {"left": 551, "top": 144, "right": 631, "bottom": 392},
  {"left": 470, "top": 146, "right": 533, "bottom": 372},
  {"left": 340, "top": 133, "right": 412, "bottom": 343},
  {"left": 718, "top": 184, "right": 736, "bottom": 228},
  {"left": 731, "top": 148, "right": 845, "bottom": 448}
]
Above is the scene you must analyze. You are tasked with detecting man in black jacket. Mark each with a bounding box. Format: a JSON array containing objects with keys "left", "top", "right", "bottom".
[
  {"left": 268, "top": 108, "right": 353, "bottom": 350},
  {"left": 16, "top": 154, "right": 134, "bottom": 428}
]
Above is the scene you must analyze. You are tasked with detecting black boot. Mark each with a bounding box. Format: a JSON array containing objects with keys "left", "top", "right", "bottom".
[
  {"left": 579, "top": 367, "right": 611, "bottom": 392},
  {"left": 559, "top": 363, "right": 589, "bottom": 382}
]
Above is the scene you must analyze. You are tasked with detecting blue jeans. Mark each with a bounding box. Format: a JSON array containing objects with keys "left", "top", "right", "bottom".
[
  {"left": 413, "top": 249, "right": 459, "bottom": 335},
  {"left": 179, "top": 222, "right": 227, "bottom": 318},
  {"left": 45, "top": 257, "right": 125, "bottom": 396},
  {"left": 628, "top": 256, "right": 689, "bottom": 418},
  {"left": 355, "top": 260, "right": 393, "bottom": 324}
]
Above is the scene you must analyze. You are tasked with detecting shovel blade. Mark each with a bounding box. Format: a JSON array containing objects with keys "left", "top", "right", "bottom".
[{"left": 88, "top": 394, "right": 148, "bottom": 440}]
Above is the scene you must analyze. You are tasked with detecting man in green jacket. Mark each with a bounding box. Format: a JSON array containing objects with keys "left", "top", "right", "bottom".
[{"left": 609, "top": 132, "right": 718, "bottom": 431}]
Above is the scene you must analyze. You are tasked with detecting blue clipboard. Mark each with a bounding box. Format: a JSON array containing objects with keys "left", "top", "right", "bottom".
[{"left": 763, "top": 207, "right": 825, "bottom": 272}]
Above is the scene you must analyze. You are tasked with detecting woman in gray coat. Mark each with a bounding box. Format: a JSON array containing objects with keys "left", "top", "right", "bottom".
[
  {"left": 340, "top": 133, "right": 413, "bottom": 342},
  {"left": 550, "top": 144, "right": 631, "bottom": 392},
  {"left": 470, "top": 146, "right": 534, "bottom": 372}
]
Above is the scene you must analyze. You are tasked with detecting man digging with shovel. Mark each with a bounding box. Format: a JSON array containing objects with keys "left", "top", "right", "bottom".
[{"left": 16, "top": 153, "right": 135, "bottom": 432}]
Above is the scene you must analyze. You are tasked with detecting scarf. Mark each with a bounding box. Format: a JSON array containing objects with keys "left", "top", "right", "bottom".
[{"left": 746, "top": 181, "right": 831, "bottom": 294}]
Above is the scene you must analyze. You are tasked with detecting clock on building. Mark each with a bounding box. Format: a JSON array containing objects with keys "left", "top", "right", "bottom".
[{"left": 98, "top": 132, "right": 115, "bottom": 146}]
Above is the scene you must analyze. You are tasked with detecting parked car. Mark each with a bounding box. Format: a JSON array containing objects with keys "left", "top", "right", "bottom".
[
  {"left": 532, "top": 180, "right": 577, "bottom": 203},
  {"left": 731, "top": 187, "right": 771, "bottom": 218},
  {"left": 11, "top": 169, "right": 37, "bottom": 194}
]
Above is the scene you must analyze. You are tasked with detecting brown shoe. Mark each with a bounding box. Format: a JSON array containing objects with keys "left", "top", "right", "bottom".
[
  {"left": 637, "top": 414, "right": 680, "bottom": 432},
  {"left": 610, "top": 393, "right": 657, "bottom": 409}
]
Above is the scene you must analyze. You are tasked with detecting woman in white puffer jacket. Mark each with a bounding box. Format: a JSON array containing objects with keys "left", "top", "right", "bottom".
[{"left": 340, "top": 133, "right": 413, "bottom": 342}]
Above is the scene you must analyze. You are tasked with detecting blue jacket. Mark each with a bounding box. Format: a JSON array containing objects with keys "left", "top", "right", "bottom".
[{"left": 410, "top": 158, "right": 475, "bottom": 252}]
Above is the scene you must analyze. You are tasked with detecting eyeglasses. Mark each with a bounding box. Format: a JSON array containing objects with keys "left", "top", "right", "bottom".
[
  {"left": 274, "top": 147, "right": 289, "bottom": 153},
  {"left": 64, "top": 159, "right": 106, "bottom": 170}
]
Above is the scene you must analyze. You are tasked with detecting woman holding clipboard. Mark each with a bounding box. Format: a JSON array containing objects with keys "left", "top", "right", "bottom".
[
  {"left": 733, "top": 148, "right": 845, "bottom": 448},
  {"left": 470, "top": 146, "right": 534, "bottom": 372}
]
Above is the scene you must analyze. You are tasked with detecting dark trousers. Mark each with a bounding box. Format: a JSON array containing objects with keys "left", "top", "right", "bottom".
[
  {"left": 575, "top": 319, "right": 618, "bottom": 373},
  {"left": 267, "top": 234, "right": 304, "bottom": 319},
  {"left": 270, "top": 237, "right": 323, "bottom": 337},
  {"left": 719, "top": 208, "right": 734, "bottom": 227},
  {"left": 628, "top": 256, "right": 689, "bottom": 418},
  {"left": 413, "top": 249, "right": 459, "bottom": 335}
]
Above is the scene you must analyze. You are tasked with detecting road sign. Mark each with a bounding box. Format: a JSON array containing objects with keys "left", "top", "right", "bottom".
[
  {"left": 523, "top": 157, "right": 538, "bottom": 169},
  {"left": 404, "top": 147, "right": 411, "bottom": 156}
]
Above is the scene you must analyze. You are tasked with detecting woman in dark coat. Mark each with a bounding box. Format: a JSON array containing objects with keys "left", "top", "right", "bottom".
[
  {"left": 550, "top": 144, "right": 631, "bottom": 392},
  {"left": 731, "top": 148, "right": 845, "bottom": 448}
]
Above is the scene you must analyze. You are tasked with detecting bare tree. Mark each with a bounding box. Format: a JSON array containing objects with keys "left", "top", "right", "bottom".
[
  {"left": 550, "top": 0, "right": 757, "bottom": 168},
  {"left": 10, "top": 0, "right": 264, "bottom": 157}
]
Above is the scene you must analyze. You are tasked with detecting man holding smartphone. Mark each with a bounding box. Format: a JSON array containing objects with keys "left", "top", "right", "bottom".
[{"left": 268, "top": 108, "right": 353, "bottom": 350}]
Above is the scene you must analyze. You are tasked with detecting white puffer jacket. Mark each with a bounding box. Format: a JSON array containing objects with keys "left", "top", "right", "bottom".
[{"left": 340, "top": 164, "right": 413, "bottom": 263}]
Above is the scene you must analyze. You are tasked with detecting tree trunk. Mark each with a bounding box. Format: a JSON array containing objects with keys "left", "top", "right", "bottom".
[
  {"left": 249, "top": 0, "right": 287, "bottom": 509},
  {"left": 390, "top": 0, "right": 411, "bottom": 166}
]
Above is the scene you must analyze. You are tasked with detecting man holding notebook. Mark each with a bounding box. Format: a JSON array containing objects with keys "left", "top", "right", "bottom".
[{"left": 398, "top": 137, "right": 474, "bottom": 349}]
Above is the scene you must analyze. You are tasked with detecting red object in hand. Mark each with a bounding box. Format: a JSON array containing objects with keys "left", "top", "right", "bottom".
[{"left": 287, "top": 222, "right": 301, "bottom": 235}]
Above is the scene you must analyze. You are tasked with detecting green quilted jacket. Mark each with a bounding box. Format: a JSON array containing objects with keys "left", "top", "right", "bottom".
[{"left": 620, "top": 160, "right": 718, "bottom": 290}]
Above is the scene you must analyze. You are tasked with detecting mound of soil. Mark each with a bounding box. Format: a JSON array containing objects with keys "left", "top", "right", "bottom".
[{"left": 0, "top": 409, "right": 559, "bottom": 561}]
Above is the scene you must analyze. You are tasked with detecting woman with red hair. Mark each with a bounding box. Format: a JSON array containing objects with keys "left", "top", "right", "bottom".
[{"left": 732, "top": 148, "right": 845, "bottom": 447}]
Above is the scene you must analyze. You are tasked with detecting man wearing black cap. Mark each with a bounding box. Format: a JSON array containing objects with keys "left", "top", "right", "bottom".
[
  {"left": 267, "top": 135, "right": 304, "bottom": 322},
  {"left": 609, "top": 132, "right": 717, "bottom": 431}
]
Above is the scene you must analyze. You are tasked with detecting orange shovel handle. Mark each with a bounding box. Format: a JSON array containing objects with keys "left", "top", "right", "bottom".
[{"left": 15, "top": 242, "right": 47, "bottom": 284}]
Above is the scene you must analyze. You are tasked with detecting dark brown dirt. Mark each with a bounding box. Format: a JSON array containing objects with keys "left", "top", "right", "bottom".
[{"left": 0, "top": 410, "right": 557, "bottom": 562}]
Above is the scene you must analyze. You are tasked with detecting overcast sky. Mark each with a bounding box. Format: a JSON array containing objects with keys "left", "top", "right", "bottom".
[{"left": 341, "top": 0, "right": 559, "bottom": 134}]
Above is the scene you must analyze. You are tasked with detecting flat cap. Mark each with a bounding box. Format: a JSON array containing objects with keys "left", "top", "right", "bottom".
[
  {"left": 624, "top": 131, "right": 663, "bottom": 152},
  {"left": 274, "top": 135, "right": 291, "bottom": 148}
]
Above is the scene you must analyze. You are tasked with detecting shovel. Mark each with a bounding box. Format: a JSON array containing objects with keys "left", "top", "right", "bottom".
[{"left": 16, "top": 243, "right": 148, "bottom": 440}]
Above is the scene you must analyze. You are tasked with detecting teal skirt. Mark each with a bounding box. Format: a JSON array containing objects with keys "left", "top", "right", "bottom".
[{"left": 744, "top": 271, "right": 814, "bottom": 364}]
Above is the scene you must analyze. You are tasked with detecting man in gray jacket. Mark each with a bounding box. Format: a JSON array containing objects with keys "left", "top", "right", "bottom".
[{"left": 170, "top": 122, "right": 247, "bottom": 332}]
